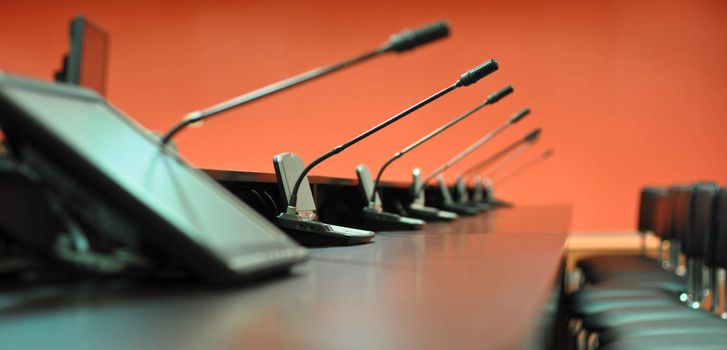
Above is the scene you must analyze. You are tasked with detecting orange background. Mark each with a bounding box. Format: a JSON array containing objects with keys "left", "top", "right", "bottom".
[{"left": 2, "top": 0, "right": 726, "bottom": 231}]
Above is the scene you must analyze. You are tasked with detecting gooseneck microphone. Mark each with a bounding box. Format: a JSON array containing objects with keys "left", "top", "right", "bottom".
[
  {"left": 454, "top": 128, "right": 541, "bottom": 205},
  {"left": 459, "top": 127, "right": 541, "bottom": 179},
  {"left": 495, "top": 148, "right": 553, "bottom": 187},
  {"left": 160, "top": 20, "right": 450, "bottom": 145},
  {"left": 369, "top": 85, "right": 513, "bottom": 204},
  {"left": 414, "top": 107, "right": 531, "bottom": 197},
  {"left": 476, "top": 145, "right": 551, "bottom": 208},
  {"left": 285, "top": 59, "right": 499, "bottom": 212},
  {"left": 482, "top": 129, "right": 541, "bottom": 180}
]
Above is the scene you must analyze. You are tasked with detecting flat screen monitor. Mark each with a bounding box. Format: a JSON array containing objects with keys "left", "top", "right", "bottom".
[
  {"left": 0, "top": 72, "right": 307, "bottom": 283},
  {"left": 55, "top": 16, "right": 109, "bottom": 96}
]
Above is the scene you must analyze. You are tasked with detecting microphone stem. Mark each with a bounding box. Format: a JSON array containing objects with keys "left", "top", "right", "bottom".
[
  {"left": 416, "top": 121, "right": 511, "bottom": 197},
  {"left": 495, "top": 149, "right": 552, "bottom": 187},
  {"left": 161, "top": 48, "right": 386, "bottom": 145},
  {"left": 370, "top": 154, "right": 400, "bottom": 204},
  {"left": 484, "top": 142, "right": 531, "bottom": 180},
  {"left": 288, "top": 83, "right": 459, "bottom": 208},
  {"left": 369, "top": 99, "right": 491, "bottom": 204},
  {"left": 459, "top": 138, "right": 525, "bottom": 178}
]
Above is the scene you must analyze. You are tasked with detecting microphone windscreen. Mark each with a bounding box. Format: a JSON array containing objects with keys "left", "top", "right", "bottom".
[
  {"left": 486, "top": 85, "right": 514, "bottom": 104},
  {"left": 386, "top": 20, "right": 450, "bottom": 52},
  {"left": 524, "top": 128, "right": 542, "bottom": 142},
  {"left": 457, "top": 59, "right": 499, "bottom": 87},
  {"left": 510, "top": 107, "right": 530, "bottom": 124}
]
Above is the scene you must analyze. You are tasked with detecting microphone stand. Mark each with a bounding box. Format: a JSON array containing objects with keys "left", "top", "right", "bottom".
[
  {"left": 160, "top": 20, "right": 451, "bottom": 144},
  {"left": 407, "top": 108, "right": 531, "bottom": 219},
  {"left": 357, "top": 85, "right": 514, "bottom": 230},
  {"left": 467, "top": 128, "right": 542, "bottom": 207},
  {"left": 478, "top": 148, "right": 553, "bottom": 208},
  {"left": 276, "top": 59, "right": 500, "bottom": 245}
]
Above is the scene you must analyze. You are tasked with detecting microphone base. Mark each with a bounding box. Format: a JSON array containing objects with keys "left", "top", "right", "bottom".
[
  {"left": 276, "top": 213, "right": 375, "bottom": 246},
  {"left": 461, "top": 201, "right": 494, "bottom": 212},
  {"left": 474, "top": 199, "right": 512, "bottom": 209},
  {"left": 407, "top": 204, "right": 458, "bottom": 222},
  {"left": 439, "top": 202, "right": 480, "bottom": 216},
  {"left": 362, "top": 207, "right": 425, "bottom": 231},
  {"left": 486, "top": 199, "right": 513, "bottom": 208}
]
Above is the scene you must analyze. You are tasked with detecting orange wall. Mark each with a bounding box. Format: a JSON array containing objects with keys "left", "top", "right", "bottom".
[{"left": 2, "top": 0, "right": 727, "bottom": 231}]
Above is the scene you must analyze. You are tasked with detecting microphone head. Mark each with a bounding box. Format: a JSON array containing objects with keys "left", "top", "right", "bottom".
[
  {"left": 385, "top": 20, "right": 450, "bottom": 53},
  {"left": 524, "top": 128, "right": 542, "bottom": 142},
  {"left": 457, "top": 59, "right": 499, "bottom": 87},
  {"left": 510, "top": 107, "right": 530, "bottom": 124},
  {"left": 486, "top": 85, "right": 514, "bottom": 104}
]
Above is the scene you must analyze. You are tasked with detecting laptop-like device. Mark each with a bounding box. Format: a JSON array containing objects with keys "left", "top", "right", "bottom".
[{"left": 0, "top": 72, "right": 307, "bottom": 284}]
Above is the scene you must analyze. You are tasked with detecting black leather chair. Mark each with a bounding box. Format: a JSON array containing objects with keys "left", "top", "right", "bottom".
[
  {"left": 598, "top": 333, "right": 727, "bottom": 350},
  {"left": 590, "top": 185, "right": 727, "bottom": 348},
  {"left": 566, "top": 187, "right": 685, "bottom": 319},
  {"left": 577, "top": 187, "right": 669, "bottom": 282},
  {"left": 579, "top": 184, "right": 727, "bottom": 349},
  {"left": 566, "top": 186, "right": 688, "bottom": 348}
]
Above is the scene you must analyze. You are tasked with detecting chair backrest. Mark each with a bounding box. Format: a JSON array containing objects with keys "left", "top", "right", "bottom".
[
  {"left": 638, "top": 187, "right": 667, "bottom": 233},
  {"left": 653, "top": 186, "right": 683, "bottom": 239},
  {"left": 685, "top": 184, "right": 720, "bottom": 261},
  {"left": 670, "top": 185, "right": 694, "bottom": 244},
  {"left": 703, "top": 186, "right": 722, "bottom": 267},
  {"left": 713, "top": 188, "right": 727, "bottom": 269}
]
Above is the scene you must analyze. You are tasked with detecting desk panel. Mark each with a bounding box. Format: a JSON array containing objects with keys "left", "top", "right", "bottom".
[{"left": 0, "top": 205, "right": 570, "bottom": 350}]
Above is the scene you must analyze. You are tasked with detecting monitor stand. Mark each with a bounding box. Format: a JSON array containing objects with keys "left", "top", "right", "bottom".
[{"left": 0, "top": 153, "right": 147, "bottom": 276}]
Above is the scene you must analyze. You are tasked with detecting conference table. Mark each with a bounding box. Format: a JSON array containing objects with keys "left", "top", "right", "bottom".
[{"left": 0, "top": 169, "right": 571, "bottom": 350}]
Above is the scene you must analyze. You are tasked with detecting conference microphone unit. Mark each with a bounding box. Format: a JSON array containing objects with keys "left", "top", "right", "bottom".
[
  {"left": 479, "top": 147, "right": 553, "bottom": 208},
  {"left": 275, "top": 59, "right": 499, "bottom": 245},
  {"left": 408, "top": 107, "right": 531, "bottom": 218},
  {"left": 470, "top": 128, "right": 541, "bottom": 207},
  {"left": 455, "top": 127, "right": 541, "bottom": 206},
  {"left": 497, "top": 148, "right": 554, "bottom": 187},
  {"left": 160, "top": 20, "right": 451, "bottom": 144},
  {"left": 475, "top": 128, "right": 541, "bottom": 207},
  {"left": 357, "top": 85, "right": 514, "bottom": 230}
]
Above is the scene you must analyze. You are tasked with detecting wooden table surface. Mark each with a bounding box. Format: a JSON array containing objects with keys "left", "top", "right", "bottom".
[{"left": 0, "top": 205, "right": 571, "bottom": 350}]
